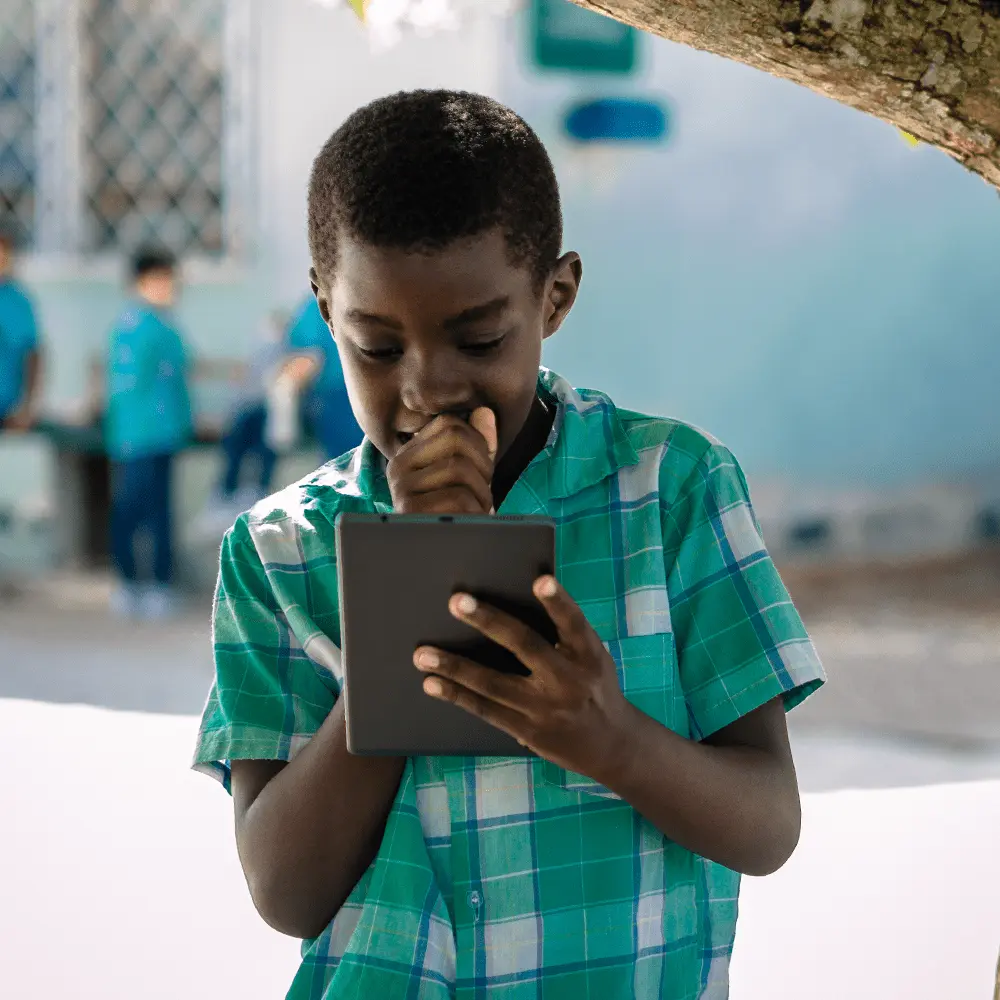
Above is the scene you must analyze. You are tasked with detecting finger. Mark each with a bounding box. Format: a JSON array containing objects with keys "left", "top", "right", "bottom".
[
  {"left": 531, "top": 576, "right": 593, "bottom": 650},
  {"left": 415, "top": 412, "right": 485, "bottom": 450},
  {"left": 414, "top": 647, "right": 526, "bottom": 711},
  {"left": 393, "top": 456, "right": 493, "bottom": 512},
  {"left": 420, "top": 674, "right": 532, "bottom": 746},
  {"left": 394, "top": 486, "right": 488, "bottom": 515},
  {"left": 395, "top": 418, "right": 493, "bottom": 481},
  {"left": 448, "top": 593, "right": 555, "bottom": 671},
  {"left": 468, "top": 407, "right": 497, "bottom": 461},
  {"left": 398, "top": 454, "right": 490, "bottom": 497}
]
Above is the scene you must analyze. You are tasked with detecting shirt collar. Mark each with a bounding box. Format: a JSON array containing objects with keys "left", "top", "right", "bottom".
[
  {"left": 532, "top": 368, "right": 639, "bottom": 500},
  {"left": 130, "top": 297, "right": 172, "bottom": 319},
  {"left": 323, "top": 368, "right": 639, "bottom": 508}
]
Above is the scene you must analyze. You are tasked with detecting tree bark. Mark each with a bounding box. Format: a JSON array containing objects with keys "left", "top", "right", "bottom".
[{"left": 573, "top": 0, "right": 1000, "bottom": 191}]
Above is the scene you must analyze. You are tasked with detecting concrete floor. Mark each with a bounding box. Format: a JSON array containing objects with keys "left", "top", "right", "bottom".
[{"left": 2, "top": 560, "right": 999, "bottom": 792}]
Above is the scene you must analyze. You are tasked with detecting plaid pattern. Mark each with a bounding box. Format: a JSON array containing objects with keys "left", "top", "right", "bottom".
[{"left": 193, "top": 369, "right": 825, "bottom": 999}]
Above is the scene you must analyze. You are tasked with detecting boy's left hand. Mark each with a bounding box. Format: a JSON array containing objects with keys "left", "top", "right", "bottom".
[{"left": 413, "top": 576, "right": 633, "bottom": 779}]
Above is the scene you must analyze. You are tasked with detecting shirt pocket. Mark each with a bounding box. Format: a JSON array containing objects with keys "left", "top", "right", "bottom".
[{"left": 540, "top": 631, "right": 677, "bottom": 801}]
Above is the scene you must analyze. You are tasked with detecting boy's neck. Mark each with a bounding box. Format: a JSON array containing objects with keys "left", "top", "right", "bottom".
[{"left": 491, "top": 393, "right": 554, "bottom": 510}]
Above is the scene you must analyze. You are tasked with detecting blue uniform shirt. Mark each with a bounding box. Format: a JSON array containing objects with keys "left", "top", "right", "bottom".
[
  {"left": 0, "top": 277, "right": 40, "bottom": 420},
  {"left": 286, "top": 296, "right": 362, "bottom": 459},
  {"left": 105, "top": 301, "right": 193, "bottom": 460}
]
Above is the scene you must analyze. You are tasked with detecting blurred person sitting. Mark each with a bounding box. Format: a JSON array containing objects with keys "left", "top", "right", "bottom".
[
  {"left": 283, "top": 294, "right": 363, "bottom": 462},
  {"left": 105, "top": 247, "right": 192, "bottom": 620},
  {"left": 195, "top": 309, "right": 289, "bottom": 535},
  {"left": 196, "top": 295, "right": 362, "bottom": 541},
  {"left": 0, "top": 224, "right": 43, "bottom": 433}
]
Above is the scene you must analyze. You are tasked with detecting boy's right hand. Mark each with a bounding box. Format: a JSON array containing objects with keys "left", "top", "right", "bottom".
[{"left": 387, "top": 407, "right": 497, "bottom": 515}]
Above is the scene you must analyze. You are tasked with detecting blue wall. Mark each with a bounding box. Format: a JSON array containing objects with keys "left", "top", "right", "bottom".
[
  {"left": 13, "top": 20, "right": 1000, "bottom": 495},
  {"left": 502, "top": 23, "right": 1000, "bottom": 489}
]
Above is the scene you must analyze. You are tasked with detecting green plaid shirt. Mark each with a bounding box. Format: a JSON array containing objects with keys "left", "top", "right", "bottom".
[{"left": 193, "top": 369, "right": 825, "bottom": 999}]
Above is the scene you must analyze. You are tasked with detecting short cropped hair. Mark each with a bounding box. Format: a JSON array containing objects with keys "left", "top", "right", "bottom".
[
  {"left": 308, "top": 90, "right": 562, "bottom": 288},
  {"left": 131, "top": 245, "right": 177, "bottom": 280}
]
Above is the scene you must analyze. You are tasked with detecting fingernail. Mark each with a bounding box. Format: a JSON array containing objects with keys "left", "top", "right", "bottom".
[
  {"left": 454, "top": 594, "right": 477, "bottom": 615},
  {"left": 415, "top": 649, "right": 439, "bottom": 669},
  {"left": 424, "top": 678, "right": 443, "bottom": 696},
  {"left": 536, "top": 576, "right": 558, "bottom": 598}
]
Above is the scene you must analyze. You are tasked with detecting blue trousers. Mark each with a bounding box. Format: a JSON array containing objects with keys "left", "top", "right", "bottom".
[
  {"left": 110, "top": 453, "right": 174, "bottom": 585},
  {"left": 220, "top": 403, "right": 277, "bottom": 497}
]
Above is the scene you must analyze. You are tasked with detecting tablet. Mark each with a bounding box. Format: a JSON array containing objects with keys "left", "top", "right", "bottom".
[{"left": 336, "top": 513, "right": 557, "bottom": 756}]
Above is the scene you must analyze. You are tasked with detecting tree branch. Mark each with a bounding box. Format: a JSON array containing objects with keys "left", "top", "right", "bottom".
[{"left": 573, "top": 0, "right": 1000, "bottom": 190}]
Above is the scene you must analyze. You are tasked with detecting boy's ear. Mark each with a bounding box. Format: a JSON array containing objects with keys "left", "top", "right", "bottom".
[
  {"left": 542, "top": 252, "right": 582, "bottom": 341},
  {"left": 309, "top": 267, "right": 334, "bottom": 328}
]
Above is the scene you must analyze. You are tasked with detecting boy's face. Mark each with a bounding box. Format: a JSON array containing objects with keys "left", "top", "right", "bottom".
[
  {"left": 314, "top": 227, "right": 581, "bottom": 463},
  {"left": 136, "top": 268, "right": 177, "bottom": 308}
]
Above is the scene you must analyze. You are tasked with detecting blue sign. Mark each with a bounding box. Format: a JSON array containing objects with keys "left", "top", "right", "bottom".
[
  {"left": 531, "top": 0, "right": 637, "bottom": 75},
  {"left": 563, "top": 97, "right": 670, "bottom": 144}
]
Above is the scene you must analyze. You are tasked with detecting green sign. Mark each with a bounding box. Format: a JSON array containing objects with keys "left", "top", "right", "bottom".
[{"left": 531, "top": 0, "right": 637, "bottom": 75}]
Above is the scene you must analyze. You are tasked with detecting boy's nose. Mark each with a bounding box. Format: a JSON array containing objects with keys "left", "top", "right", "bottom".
[{"left": 398, "top": 357, "right": 472, "bottom": 418}]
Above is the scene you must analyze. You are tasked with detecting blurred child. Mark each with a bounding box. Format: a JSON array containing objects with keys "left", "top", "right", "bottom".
[
  {"left": 194, "top": 310, "right": 288, "bottom": 537},
  {"left": 284, "top": 294, "right": 363, "bottom": 461},
  {"left": 105, "top": 247, "right": 192, "bottom": 619},
  {"left": 0, "top": 224, "right": 43, "bottom": 432},
  {"left": 218, "top": 309, "right": 288, "bottom": 504}
]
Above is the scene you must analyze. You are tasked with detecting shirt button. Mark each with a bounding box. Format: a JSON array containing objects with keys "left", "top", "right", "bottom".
[{"left": 467, "top": 889, "right": 483, "bottom": 922}]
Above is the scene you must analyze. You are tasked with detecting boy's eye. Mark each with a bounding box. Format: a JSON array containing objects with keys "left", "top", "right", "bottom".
[
  {"left": 357, "top": 344, "right": 402, "bottom": 360},
  {"left": 460, "top": 334, "right": 506, "bottom": 356},
  {"left": 356, "top": 333, "right": 506, "bottom": 361}
]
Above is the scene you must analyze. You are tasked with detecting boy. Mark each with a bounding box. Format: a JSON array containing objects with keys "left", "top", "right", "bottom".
[
  {"left": 193, "top": 91, "right": 825, "bottom": 999},
  {"left": 0, "top": 225, "right": 43, "bottom": 432},
  {"left": 106, "top": 247, "right": 192, "bottom": 619},
  {"left": 281, "top": 292, "right": 364, "bottom": 461}
]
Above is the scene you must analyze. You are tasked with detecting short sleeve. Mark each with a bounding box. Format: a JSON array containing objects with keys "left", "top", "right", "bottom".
[
  {"left": 3, "top": 286, "right": 39, "bottom": 351},
  {"left": 174, "top": 327, "right": 192, "bottom": 374},
  {"left": 662, "top": 444, "right": 825, "bottom": 740},
  {"left": 109, "top": 314, "right": 155, "bottom": 389},
  {"left": 148, "top": 318, "right": 189, "bottom": 378},
  {"left": 20, "top": 292, "right": 38, "bottom": 351},
  {"left": 192, "top": 516, "right": 338, "bottom": 791},
  {"left": 135, "top": 318, "right": 161, "bottom": 384}
]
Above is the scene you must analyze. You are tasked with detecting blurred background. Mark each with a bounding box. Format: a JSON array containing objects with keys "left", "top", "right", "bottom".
[
  {"left": 1, "top": 0, "right": 997, "bottom": 773},
  {"left": 0, "top": 2, "right": 998, "bottom": 994}
]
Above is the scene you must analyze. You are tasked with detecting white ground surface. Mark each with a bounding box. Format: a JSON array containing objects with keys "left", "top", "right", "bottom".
[{"left": 3, "top": 698, "right": 998, "bottom": 999}]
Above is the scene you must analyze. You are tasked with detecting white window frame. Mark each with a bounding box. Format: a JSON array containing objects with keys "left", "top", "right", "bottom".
[{"left": 22, "top": 0, "right": 257, "bottom": 283}]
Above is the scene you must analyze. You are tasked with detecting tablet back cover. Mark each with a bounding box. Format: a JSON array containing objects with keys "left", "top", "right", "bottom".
[{"left": 337, "top": 513, "right": 556, "bottom": 756}]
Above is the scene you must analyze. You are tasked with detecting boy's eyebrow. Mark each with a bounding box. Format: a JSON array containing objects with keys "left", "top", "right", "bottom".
[
  {"left": 343, "top": 297, "right": 509, "bottom": 331},
  {"left": 442, "top": 296, "right": 509, "bottom": 329},
  {"left": 344, "top": 308, "right": 404, "bottom": 329}
]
